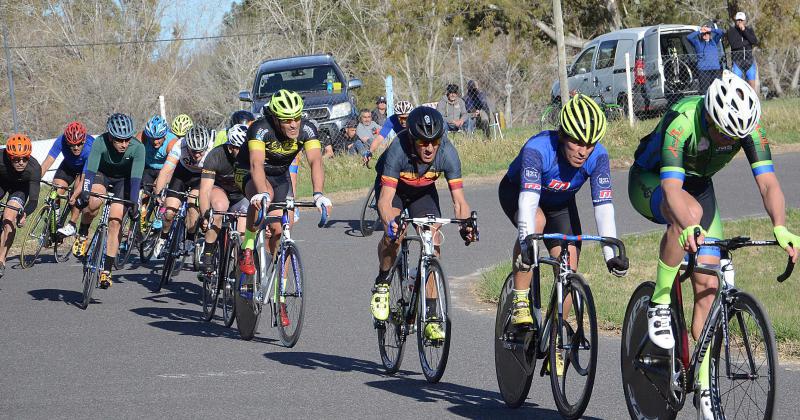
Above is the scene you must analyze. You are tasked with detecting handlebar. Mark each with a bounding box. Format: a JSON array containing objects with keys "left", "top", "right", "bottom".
[
  {"left": 527, "top": 233, "right": 627, "bottom": 260},
  {"left": 160, "top": 188, "right": 198, "bottom": 201},
  {"left": 41, "top": 180, "right": 72, "bottom": 199},
  {"left": 254, "top": 196, "right": 327, "bottom": 228},
  {"left": 398, "top": 210, "right": 479, "bottom": 246},
  {"left": 88, "top": 191, "right": 134, "bottom": 206}
]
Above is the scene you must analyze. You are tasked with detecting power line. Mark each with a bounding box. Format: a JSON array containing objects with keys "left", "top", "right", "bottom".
[{"left": 8, "top": 30, "right": 273, "bottom": 49}]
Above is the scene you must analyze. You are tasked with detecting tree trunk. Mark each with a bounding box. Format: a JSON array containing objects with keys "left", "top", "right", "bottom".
[
  {"left": 790, "top": 48, "right": 800, "bottom": 94},
  {"left": 765, "top": 55, "right": 784, "bottom": 97},
  {"left": 531, "top": 18, "right": 586, "bottom": 49},
  {"left": 606, "top": 0, "right": 623, "bottom": 31}
]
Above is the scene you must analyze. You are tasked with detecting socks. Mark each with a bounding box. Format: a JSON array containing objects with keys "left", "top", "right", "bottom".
[
  {"left": 652, "top": 259, "right": 680, "bottom": 305},
  {"left": 78, "top": 222, "right": 90, "bottom": 236},
  {"left": 104, "top": 254, "right": 114, "bottom": 271},
  {"left": 242, "top": 229, "right": 256, "bottom": 250},
  {"left": 513, "top": 288, "right": 530, "bottom": 302}
]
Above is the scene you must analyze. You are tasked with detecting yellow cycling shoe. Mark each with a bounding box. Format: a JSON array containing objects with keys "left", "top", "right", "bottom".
[
  {"left": 73, "top": 235, "right": 89, "bottom": 257},
  {"left": 99, "top": 270, "right": 113, "bottom": 289},
  {"left": 546, "top": 351, "right": 565, "bottom": 376},
  {"left": 370, "top": 284, "right": 390, "bottom": 321},
  {"left": 424, "top": 318, "right": 445, "bottom": 341},
  {"left": 511, "top": 298, "right": 534, "bottom": 327}
]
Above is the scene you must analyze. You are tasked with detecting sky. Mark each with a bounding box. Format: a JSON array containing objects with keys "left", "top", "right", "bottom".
[{"left": 160, "top": 0, "right": 242, "bottom": 43}]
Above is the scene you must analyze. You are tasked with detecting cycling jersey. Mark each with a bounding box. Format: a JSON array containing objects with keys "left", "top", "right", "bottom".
[
  {"left": 166, "top": 138, "right": 212, "bottom": 173},
  {"left": 505, "top": 130, "right": 613, "bottom": 208},
  {"left": 379, "top": 114, "right": 404, "bottom": 138},
  {"left": 633, "top": 96, "right": 772, "bottom": 180},
  {"left": 237, "top": 118, "right": 321, "bottom": 176},
  {"left": 82, "top": 133, "right": 145, "bottom": 205},
  {"left": 47, "top": 134, "right": 95, "bottom": 172},
  {"left": 0, "top": 154, "right": 41, "bottom": 215},
  {"left": 139, "top": 131, "right": 178, "bottom": 170},
  {"left": 201, "top": 146, "right": 240, "bottom": 195},
  {"left": 376, "top": 130, "right": 463, "bottom": 194}
]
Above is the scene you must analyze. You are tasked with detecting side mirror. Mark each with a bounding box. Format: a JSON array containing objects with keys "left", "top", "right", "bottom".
[
  {"left": 238, "top": 90, "right": 252, "bottom": 103},
  {"left": 577, "top": 67, "right": 588, "bottom": 75},
  {"left": 347, "top": 79, "right": 363, "bottom": 90}
]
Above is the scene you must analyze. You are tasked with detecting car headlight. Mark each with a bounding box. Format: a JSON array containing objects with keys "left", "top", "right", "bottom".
[{"left": 329, "top": 102, "right": 352, "bottom": 119}]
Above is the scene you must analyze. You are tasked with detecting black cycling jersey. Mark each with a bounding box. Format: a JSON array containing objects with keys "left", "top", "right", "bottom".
[
  {"left": 237, "top": 117, "right": 321, "bottom": 176},
  {"left": 201, "top": 146, "right": 240, "bottom": 194},
  {"left": 0, "top": 154, "right": 42, "bottom": 215},
  {"left": 375, "top": 130, "right": 463, "bottom": 194}
]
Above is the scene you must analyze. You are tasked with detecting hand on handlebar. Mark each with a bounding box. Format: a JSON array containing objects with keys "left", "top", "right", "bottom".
[
  {"left": 679, "top": 225, "right": 706, "bottom": 253},
  {"left": 250, "top": 192, "right": 270, "bottom": 211},
  {"left": 606, "top": 256, "right": 629, "bottom": 277},
  {"left": 774, "top": 226, "right": 800, "bottom": 263}
]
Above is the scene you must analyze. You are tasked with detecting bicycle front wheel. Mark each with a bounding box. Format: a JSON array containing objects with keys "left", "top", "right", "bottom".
[
  {"left": 277, "top": 243, "right": 305, "bottom": 347},
  {"left": 115, "top": 213, "right": 136, "bottom": 269},
  {"left": 417, "top": 258, "right": 451, "bottom": 383},
  {"left": 80, "top": 231, "right": 103, "bottom": 310},
  {"left": 711, "top": 291, "right": 776, "bottom": 420},
  {"left": 548, "top": 273, "right": 598, "bottom": 419},
  {"left": 221, "top": 235, "right": 239, "bottom": 328},
  {"left": 20, "top": 207, "right": 50, "bottom": 269},
  {"left": 157, "top": 224, "right": 183, "bottom": 292},
  {"left": 377, "top": 262, "right": 409, "bottom": 374},
  {"left": 201, "top": 247, "right": 220, "bottom": 322},
  {"left": 138, "top": 207, "right": 158, "bottom": 262},
  {"left": 359, "top": 186, "right": 380, "bottom": 237},
  {"left": 54, "top": 204, "right": 75, "bottom": 263}
]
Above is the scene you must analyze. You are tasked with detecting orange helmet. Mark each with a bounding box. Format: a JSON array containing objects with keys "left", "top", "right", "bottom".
[
  {"left": 64, "top": 121, "right": 87, "bottom": 145},
  {"left": 5, "top": 133, "right": 33, "bottom": 158}
]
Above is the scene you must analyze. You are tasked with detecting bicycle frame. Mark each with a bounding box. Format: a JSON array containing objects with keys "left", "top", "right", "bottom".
[{"left": 84, "top": 195, "right": 114, "bottom": 273}]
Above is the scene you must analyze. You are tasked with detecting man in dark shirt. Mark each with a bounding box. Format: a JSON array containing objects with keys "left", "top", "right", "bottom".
[
  {"left": 0, "top": 134, "right": 41, "bottom": 276},
  {"left": 371, "top": 96, "right": 388, "bottom": 127},
  {"left": 726, "top": 11, "right": 759, "bottom": 90},
  {"left": 464, "top": 80, "right": 493, "bottom": 138}
]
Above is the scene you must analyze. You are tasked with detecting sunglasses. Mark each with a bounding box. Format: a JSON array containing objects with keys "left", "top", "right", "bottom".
[
  {"left": 10, "top": 156, "right": 29, "bottom": 163},
  {"left": 415, "top": 138, "right": 441, "bottom": 147},
  {"left": 69, "top": 142, "right": 85, "bottom": 149},
  {"left": 112, "top": 136, "right": 132, "bottom": 143},
  {"left": 398, "top": 115, "right": 408, "bottom": 121},
  {"left": 278, "top": 116, "right": 302, "bottom": 123}
]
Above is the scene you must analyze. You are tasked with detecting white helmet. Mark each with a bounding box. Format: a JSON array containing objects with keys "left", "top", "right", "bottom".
[
  {"left": 185, "top": 126, "right": 212, "bottom": 151},
  {"left": 704, "top": 70, "right": 761, "bottom": 139},
  {"left": 226, "top": 124, "right": 248, "bottom": 148},
  {"left": 394, "top": 100, "right": 414, "bottom": 115}
]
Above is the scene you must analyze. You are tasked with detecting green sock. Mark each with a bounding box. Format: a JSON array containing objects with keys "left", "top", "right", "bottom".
[
  {"left": 242, "top": 229, "right": 256, "bottom": 250},
  {"left": 513, "top": 288, "right": 530, "bottom": 302},
  {"left": 652, "top": 259, "right": 680, "bottom": 305},
  {"left": 698, "top": 348, "right": 711, "bottom": 390}
]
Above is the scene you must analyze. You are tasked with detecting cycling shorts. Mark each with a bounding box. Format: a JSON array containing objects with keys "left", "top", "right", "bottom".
[
  {"left": 53, "top": 162, "right": 82, "bottom": 185},
  {"left": 375, "top": 183, "right": 441, "bottom": 219},
  {"left": 167, "top": 164, "right": 201, "bottom": 199},
  {"left": 93, "top": 172, "right": 133, "bottom": 202},
  {"left": 0, "top": 189, "right": 27, "bottom": 209},
  {"left": 236, "top": 169, "right": 292, "bottom": 205},
  {"left": 732, "top": 62, "right": 757, "bottom": 81},
  {"left": 141, "top": 167, "right": 161, "bottom": 190}
]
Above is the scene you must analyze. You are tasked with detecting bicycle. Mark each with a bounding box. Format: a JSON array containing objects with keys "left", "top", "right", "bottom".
[
  {"left": 620, "top": 231, "right": 794, "bottom": 420},
  {"left": 234, "top": 196, "right": 327, "bottom": 347},
  {"left": 540, "top": 91, "right": 623, "bottom": 132},
  {"left": 494, "top": 234, "right": 626, "bottom": 418},
  {"left": 157, "top": 188, "right": 201, "bottom": 292},
  {"left": 199, "top": 208, "right": 245, "bottom": 327},
  {"left": 137, "top": 183, "right": 165, "bottom": 263},
  {"left": 19, "top": 180, "right": 76, "bottom": 268},
  {"left": 376, "top": 211, "right": 479, "bottom": 383},
  {"left": 80, "top": 191, "right": 133, "bottom": 310},
  {"left": 662, "top": 46, "right": 694, "bottom": 94},
  {"left": 359, "top": 185, "right": 380, "bottom": 237}
]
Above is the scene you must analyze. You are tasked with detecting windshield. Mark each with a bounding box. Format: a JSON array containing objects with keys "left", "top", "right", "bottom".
[{"left": 255, "top": 65, "right": 342, "bottom": 98}]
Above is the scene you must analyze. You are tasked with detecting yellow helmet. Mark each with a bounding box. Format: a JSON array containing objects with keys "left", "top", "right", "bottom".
[
  {"left": 267, "top": 89, "right": 304, "bottom": 119},
  {"left": 559, "top": 94, "right": 607, "bottom": 145},
  {"left": 171, "top": 114, "right": 194, "bottom": 137}
]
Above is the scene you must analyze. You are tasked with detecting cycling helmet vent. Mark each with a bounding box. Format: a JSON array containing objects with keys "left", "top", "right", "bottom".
[{"left": 559, "top": 94, "right": 607, "bottom": 145}]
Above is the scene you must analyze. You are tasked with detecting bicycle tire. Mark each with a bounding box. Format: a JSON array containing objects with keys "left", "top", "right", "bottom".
[
  {"left": 620, "top": 281, "right": 681, "bottom": 420},
  {"left": 201, "top": 245, "right": 220, "bottom": 322},
  {"left": 359, "top": 186, "right": 380, "bottom": 237},
  {"left": 377, "top": 262, "right": 408, "bottom": 374},
  {"left": 157, "top": 223, "right": 183, "bottom": 292},
  {"left": 115, "top": 213, "right": 136, "bottom": 269},
  {"left": 19, "top": 206, "right": 50, "bottom": 269},
  {"left": 494, "top": 272, "right": 536, "bottom": 408},
  {"left": 416, "top": 258, "right": 451, "bottom": 383},
  {"left": 711, "top": 291, "right": 776, "bottom": 420},
  {"left": 548, "top": 273, "right": 597, "bottom": 419},
  {"left": 138, "top": 205, "right": 158, "bottom": 262},
  {"left": 235, "top": 236, "right": 264, "bottom": 341},
  {"left": 53, "top": 204, "right": 75, "bottom": 263},
  {"left": 277, "top": 242, "right": 305, "bottom": 347},
  {"left": 80, "top": 230, "right": 104, "bottom": 310},
  {"left": 221, "top": 235, "right": 239, "bottom": 328}
]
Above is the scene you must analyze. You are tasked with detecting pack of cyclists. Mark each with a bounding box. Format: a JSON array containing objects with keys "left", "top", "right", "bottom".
[{"left": 1, "top": 78, "right": 798, "bottom": 419}]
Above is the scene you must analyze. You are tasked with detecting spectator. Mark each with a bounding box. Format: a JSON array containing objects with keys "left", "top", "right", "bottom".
[
  {"left": 371, "top": 96, "right": 388, "bottom": 126},
  {"left": 464, "top": 80, "right": 494, "bottom": 137},
  {"left": 436, "top": 84, "right": 467, "bottom": 132},
  {"left": 687, "top": 21, "right": 725, "bottom": 94},
  {"left": 356, "top": 109, "right": 381, "bottom": 147},
  {"left": 726, "top": 11, "right": 759, "bottom": 90}
]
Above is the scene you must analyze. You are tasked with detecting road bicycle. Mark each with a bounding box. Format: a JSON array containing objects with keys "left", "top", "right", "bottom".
[
  {"left": 136, "top": 183, "right": 165, "bottom": 263},
  {"left": 234, "top": 196, "right": 327, "bottom": 347},
  {"left": 376, "top": 211, "right": 478, "bottom": 383},
  {"left": 80, "top": 191, "right": 133, "bottom": 309},
  {"left": 19, "top": 180, "right": 76, "bottom": 268},
  {"left": 199, "top": 208, "right": 245, "bottom": 327},
  {"left": 494, "top": 234, "right": 625, "bottom": 418},
  {"left": 662, "top": 46, "right": 694, "bottom": 94},
  {"left": 157, "top": 189, "right": 202, "bottom": 292},
  {"left": 621, "top": 232, "right": 794, "bottom": 419},
  {"left": 359, "top": 185, "right": 380, "bottom": 237},
  {"left": 540, "top": 91, "right": 624, "bottom": 132}
]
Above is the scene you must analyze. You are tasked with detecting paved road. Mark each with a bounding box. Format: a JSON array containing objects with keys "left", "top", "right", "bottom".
[{"left": 1, "top": 153, "right": 798, "bottom": 419}]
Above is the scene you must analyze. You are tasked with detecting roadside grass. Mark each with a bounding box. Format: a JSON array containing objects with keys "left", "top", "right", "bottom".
[
  {"left": 295, "top": 97, "right": 800, "bottom": 198},
  {"left": 476, "top": 209, "right": 800, "bottom": 358}
]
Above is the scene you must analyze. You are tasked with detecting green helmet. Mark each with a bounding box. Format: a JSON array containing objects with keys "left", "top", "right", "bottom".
[
  {"left": 267, "top": 89, "right": 304, "bottom": 119},
  {"left": 559, "top": 94, "right": 607, "bottom": 145},
  {"left": 171, "top": 114, "right": 194, "bottom": 137}
]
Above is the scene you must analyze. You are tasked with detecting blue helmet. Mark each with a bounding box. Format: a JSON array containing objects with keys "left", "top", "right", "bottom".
[
  {"left": 144, "top": 115, "right": 168, "bottom": 138},
  {"left": 107, "top": 113, "right": 135, "bottom": 139}
]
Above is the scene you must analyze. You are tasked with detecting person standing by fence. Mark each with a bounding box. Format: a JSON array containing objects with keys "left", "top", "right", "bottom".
[
  {"left": 687, "top": 22, "right": 725, "bottom": 94},
  {"left": 726, "top": 12, "right": 759, "bottom": 91}
]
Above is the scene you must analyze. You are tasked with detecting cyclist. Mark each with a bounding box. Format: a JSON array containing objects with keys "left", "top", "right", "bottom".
[
  {"left": 499, "top": 93, "right": 628, "bottom": 322},
  {"left": 74, "top": 113, "right": 144, "bottom": 288},
  {"left": 152, "top": 126, "right": 213, "bottom": 257},
  {"left": 171, "top": 114, "right": 193, "bottom": 140},
  {"left": 139, "top": 115, "right": 178, "bottom": 229},
  {"left": 235, "top": 89, "right": 332, "bottom": 282},
  {"left": 629, "top": 71, "right": 799, "bottom": 419},
  {"left": 199, "top": 124, "right": 248, "bottom": 273},
  {"left": 365, "top": 100, "right": 414, "bottom": 163},
  {"left": 0, "top": 134, "right": 41, "bottom": 277},
  {"left": 38, "top": 121, "right": 94, "bottom": 237},
  {"left": 214, "top": 110, "right": 255, "bottom": 147},
  {"left": 369, "top": 107, "right": 476, "bottom": 341}
]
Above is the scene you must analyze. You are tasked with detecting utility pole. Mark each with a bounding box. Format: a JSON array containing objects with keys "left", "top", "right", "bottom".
[
  {"left": 2, "top": 15, "right": 19, "bottom": 133},
  {"left": 453, "top": 36, "right": 464, "bottom": 95},
  {"left": 552, "top": 0, "right": 570, "bottom": 104}
]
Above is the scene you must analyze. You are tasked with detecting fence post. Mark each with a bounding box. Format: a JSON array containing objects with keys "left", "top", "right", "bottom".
[
  {"left": 385, "top": 75, "right": 394, "bottom": 117},
  {"left": 625, "top": 52, "right": 634, "bottom": 127},
  {"left": 504, "top": 83, "right": 513, "bottom": 129},
  {"left": 159, "top": 95, "right": 166, "bottom": 120}
]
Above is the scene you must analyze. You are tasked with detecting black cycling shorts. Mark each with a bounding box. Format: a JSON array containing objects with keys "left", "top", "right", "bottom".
[
  {"left": 166, "top": 164, "right": 201, "bottom": 199},
  {"left": 236, "top": 168, "right": 292, "bottom": 205},
  {"left": 498, "top": 175, "right": 582, "bottom": 251},
  {"left": 375, "top": 184, "right": 441, "bottom": 219},
  {"left": 93, "top": 172, "right": 132, "bottom": 202},
  {"left": 141, "top": 167, "right": 161, "bottom": 190},
  {"left": 0, "top": 187, "right": 27, "bottom": 209},
  {"left": 53, "top": 162, "right": 82, "bottom": 185}
]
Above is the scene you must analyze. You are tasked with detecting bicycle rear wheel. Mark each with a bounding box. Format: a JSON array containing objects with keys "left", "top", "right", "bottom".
[
  {"left": 221, "top": 235, "right": 239, "bottom": 328},
  {"left": 201, "top": 247, "right": 220, "bottom": 322},
  {"left": 277, "top": 243, "right": 305, "bottom": 347},
  {"left": 377, "top": 263, "right": 409, "bottom": 374},
  {"left": 494, "top": 272, "right": 536, "bottom": 408},
  {"left": 115, "top": 213, "right": 136, "bottom": 269},
  {"left": 417, "top": 258, "right": 451, "bottom": 383},
  {"left": 620, "top": 281, "right": 681, "bottom": 420},
  {"left": 20, "top": 207, "right": 50, "bottom": 269},
  {"left": 54, "top": 204, "right": 75, "bottom": 263},
  {"left": 80, "top": 231, "right": 103, "bottom": 310},
  {"left": 548, "top": 273, "right": 597, "bottom": 419},
  {"left": 157, "top": 224, "right": 183, "bottom": 292},
  {"left": 711, "top": 291, "right": 776, "bottom": 420},
  {"left": 138, "top": 207, "right": 158, "bottom": 262},
  {"left": 235, "top": 238, "right": 264, "bottom": 340},
  {"left": 359, "top": 186, "right": 380, "bottom": 237}
]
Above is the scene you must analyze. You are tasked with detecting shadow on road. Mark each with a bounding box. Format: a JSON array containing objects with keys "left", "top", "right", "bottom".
[
  {"left": 263, "top": 350, "right": 415, "bottom": 376},
  {"left": 28, "top": 288, "right": 83, "bottom": 307}
]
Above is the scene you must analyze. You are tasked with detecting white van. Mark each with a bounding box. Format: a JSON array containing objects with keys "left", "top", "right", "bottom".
[{"left": 550, "top": 24, "right": 721, "bottom": 115}]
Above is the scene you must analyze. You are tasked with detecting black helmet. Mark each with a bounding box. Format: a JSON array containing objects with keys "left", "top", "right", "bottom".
[
  {"left": 229, "top": 110, "right": 255, "bottom": 128},
  {"left": 407, "top": 107, "right": 445, "bottom": 142}
]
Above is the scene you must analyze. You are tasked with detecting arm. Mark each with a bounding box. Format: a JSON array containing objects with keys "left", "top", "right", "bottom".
[
  {"left": 450, "top": 187, "right": 470, "bottom": 219},
  {"left": 24, "top": 165, "right": 42, "bottom": 216},
  {"left": 745, "top": 27, "right": 759, "bottom": 46},
  {"left": 81, "top": 136, "right": 103, "bottom": 196},
  {"left": 305, "top": 147, "right": 325, "bottom": 197},
  {"left": 378, "top": 184, "right": 397, "bottom": 229},
  {"left": 127, "top": 144, "right": 145, "bottom": 206},
  {"left": 588, "top": 149, "right": 617, "bottom": 261},
  {"left": 711, "top": 28, "right": 725, "bottom": 43},
  {"left": 41, "top": 137, "right": 62, "bottom": 175},
  {"left": 39, "top": 156, "right": 56, "bottom": 176},
  {"left": 154, "top": 153, "right": 178, "bottom": 196},
  {"left": 198, "top": 175, "right": 214, "bottom": 217}
]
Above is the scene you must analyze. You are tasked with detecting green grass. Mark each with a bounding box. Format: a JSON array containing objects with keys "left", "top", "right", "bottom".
[
  {"left": 295, "top": 97, "right": 800, "bottom": 198},
  {"left": 476, "top": 209, "right": 800, "bottom": 358}
]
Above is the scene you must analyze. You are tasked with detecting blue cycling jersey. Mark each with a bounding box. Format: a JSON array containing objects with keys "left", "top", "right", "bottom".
[
  {"left": 379, "top": 114, "right": 404, "bottom": 138},
  {"left": 144, "top": 132, "right": 178, "bottom": 170},
  {"left": 505, "top": 130, "right": 613, "bottom": 208},
  {"left": 47, "top": 134, "right": 95, "bottom": 171}
]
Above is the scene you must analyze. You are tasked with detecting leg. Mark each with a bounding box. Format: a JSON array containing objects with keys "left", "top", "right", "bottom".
[
  {"left": 185, "top": 188, "right": 201, "bottom": 235},
  {"left": 0, "top": 197, "right": 22, "bottom": 266}
]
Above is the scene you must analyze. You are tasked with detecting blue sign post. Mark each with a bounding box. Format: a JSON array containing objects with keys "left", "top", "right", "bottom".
[{"left": 385, "top": 75, "right": 394, "bottom": 117}]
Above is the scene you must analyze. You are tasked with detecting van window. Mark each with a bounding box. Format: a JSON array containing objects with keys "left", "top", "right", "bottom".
[
  {"left": 571, "top": 47, "right": 596, "bottom": 75},
  {"left": 595, "top": 40, "right": 618, "bottom": 70}
]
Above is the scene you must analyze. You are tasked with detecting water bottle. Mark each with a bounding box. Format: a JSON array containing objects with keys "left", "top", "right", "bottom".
[
  {"left": 720, "top": 258, "right": 735, "bottom": 287},
  {"left": 326, "top": 72, "right": 334, "bottom": 93}
]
